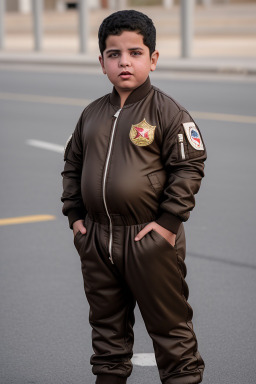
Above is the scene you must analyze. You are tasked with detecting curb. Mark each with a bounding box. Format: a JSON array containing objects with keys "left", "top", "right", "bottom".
[
  {"left": 0, "top": 53, "right": 255, "bottom": 75},
  {"left": 157, "top": 60, "right": 256, "bottom": 75}
]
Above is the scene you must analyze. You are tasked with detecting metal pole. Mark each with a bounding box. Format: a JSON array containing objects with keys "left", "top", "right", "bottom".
[
  {"left": 19, "top": 0, "right": 32, "bottom": 13},
  {"left": 56, "top": 0, "right": 65, "bottom": 12},
  {"left": 181, "top": 0, "right": 194, "bottom": 58},
  {"left": 79, "top": 0, "right": 89, "bottom": 54},
  {"left": 0, "top": 0, "right": 5, "bottom": 50},
  {"left": 163, "top": 0, "right": 174, "bottom": 8},
  {"left": 32, "top": 0, "right": 43, "bottom": 51}
]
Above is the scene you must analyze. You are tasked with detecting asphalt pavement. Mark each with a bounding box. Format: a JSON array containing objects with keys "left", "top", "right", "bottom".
[{"left": 0, "top": 65, "right": 256, "bottom": 384}]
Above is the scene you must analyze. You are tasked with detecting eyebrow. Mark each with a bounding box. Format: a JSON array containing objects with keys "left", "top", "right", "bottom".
[{"left": 105, "top": 47, "right": 144, "bottom": 54}]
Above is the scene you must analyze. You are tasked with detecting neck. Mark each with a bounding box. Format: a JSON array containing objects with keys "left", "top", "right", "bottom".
[
  {"left": 110, "top": 77, "right": 152, "bottom": 107},
  {"left": 118, "top": 90, "right": 133, "bottom": 108},
  {"left": 120, "top": 94, "right": 131, "bottom": 108}
]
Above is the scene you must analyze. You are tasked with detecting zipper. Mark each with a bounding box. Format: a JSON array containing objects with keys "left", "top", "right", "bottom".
[
  {"left": 178, "top": 133, "right": 186, "bottom": 160},
  {"left": 102, "top": 109, "right": 121, "bottom": 264}
]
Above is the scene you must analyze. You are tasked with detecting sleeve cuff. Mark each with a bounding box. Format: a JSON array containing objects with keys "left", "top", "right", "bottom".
[
  {"left": 68, "top": 208, "right": 86, "bottom": 229},
  {"left": 155, "top": 212, "right": 182, "bottom": 234}
]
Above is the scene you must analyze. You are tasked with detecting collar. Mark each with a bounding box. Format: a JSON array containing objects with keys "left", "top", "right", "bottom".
[{"left": 109, "top": 77, "right": 152, "bottom": 107}]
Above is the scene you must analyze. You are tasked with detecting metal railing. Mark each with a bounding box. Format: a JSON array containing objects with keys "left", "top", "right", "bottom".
[{"left": 0, "top": 0, "right": 195, "bottom": 58}]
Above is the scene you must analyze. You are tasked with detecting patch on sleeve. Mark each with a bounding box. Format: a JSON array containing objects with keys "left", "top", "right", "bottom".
[
  {"left": 64, "top": 134, "right": 72, "bottom": 160},
  {"left": 183, "top": 122, "right": 204, "bottom": 151}
]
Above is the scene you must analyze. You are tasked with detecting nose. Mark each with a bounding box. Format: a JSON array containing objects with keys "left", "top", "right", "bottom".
[{"left": 119, "top": 52, "right": 131, "bottom": 67}]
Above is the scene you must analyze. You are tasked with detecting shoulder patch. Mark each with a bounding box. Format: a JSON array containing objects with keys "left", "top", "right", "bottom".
[
  {"left": 129, "top": 118, "right": 156, "bottom": 147},
  {"left": 64, "top": 134, "right": 72, "bottom": 160},
  {"left": 183, "top": 122, "right": 204, "bottom": 151}
]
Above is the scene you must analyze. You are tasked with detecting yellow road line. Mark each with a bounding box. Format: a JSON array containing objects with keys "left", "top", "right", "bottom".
[
  {"left": 0, "top": 92, "right": 256, "bottom": 124},
  {"left": 0, "top": 215, "right": 56, "bottom": 226}
]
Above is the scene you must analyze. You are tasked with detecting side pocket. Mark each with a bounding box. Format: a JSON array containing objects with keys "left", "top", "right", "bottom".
[
  {"left": 151, "top": 229, "right": 176, "bottom": 251},
  {"left": 74, "top": 231, "right": 85, "bottom": 254},
  {"left": 74, "top": 231, "right": 82, "bottom": 242},
  {"left": 147, "top": 171, "right": 166, "bottom": 197}
]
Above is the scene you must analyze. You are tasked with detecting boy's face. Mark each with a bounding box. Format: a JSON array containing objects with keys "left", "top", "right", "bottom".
[{"left": 99, "top": 31, "right": 159, "bottom": 99}]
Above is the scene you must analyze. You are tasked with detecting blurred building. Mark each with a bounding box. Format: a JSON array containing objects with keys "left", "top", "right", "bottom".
[{"left": 6, "top": 0, "right": 255, "bottom": 13}]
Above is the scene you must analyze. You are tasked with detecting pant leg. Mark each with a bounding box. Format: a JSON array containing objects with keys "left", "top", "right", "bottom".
[
  {"left": 74, "top": 216, "right": 136, "bottom": 383},
  {"left": 123, "top": 223, "right": 204, "bottom": 384}
]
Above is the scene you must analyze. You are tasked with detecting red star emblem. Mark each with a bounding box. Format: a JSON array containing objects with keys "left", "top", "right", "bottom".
[
  {"left": 134, "top": 126, "right": 149, "bottom": 140},
  {"left": 130, "top": 118, "right": 156, "bottom": 147}
]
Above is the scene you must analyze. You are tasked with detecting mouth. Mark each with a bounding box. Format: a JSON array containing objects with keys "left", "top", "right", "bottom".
[{"left": 119, "top": 71, "right": 132, "bottom": 77}]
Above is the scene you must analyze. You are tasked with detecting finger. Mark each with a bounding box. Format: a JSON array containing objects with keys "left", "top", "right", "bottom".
[
  {"left": 79, "top": 226, "right": 87, "bottom": 235},
  {"left": 134, "top": 224, "right": 153, "bottom": 241}
]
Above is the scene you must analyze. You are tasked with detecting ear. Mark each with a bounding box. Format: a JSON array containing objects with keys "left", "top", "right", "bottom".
[
  {"left": 150, "top": 50, "right": 159, "bottom": 72},
  {"left": 99, "top": 55, "right": 107, "bottom": 74}
]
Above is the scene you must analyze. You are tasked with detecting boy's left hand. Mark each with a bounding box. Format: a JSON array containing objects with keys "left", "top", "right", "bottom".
[{"left": 135, "top": 222, "right": 176, "bottom": 247}]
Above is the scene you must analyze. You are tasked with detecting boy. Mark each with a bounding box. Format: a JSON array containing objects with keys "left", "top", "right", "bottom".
[{"left": 61, "top": 10, "right": 206, "bottom": 384}]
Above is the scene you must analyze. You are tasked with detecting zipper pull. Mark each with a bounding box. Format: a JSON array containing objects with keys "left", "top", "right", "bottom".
[
  {"left": 178, "top": 134, "right": 186, "bottom": 160},
  {"left": 114, "top": 109, "right": 121, "bottom": 118}
]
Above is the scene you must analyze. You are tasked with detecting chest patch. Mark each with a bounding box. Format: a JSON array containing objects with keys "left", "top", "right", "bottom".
[
  {"left": 183, "top": 122, "right": 204, "bottom": 151},
  {"left": 129, "top": 118, "right": 156, "bottom": 147}
]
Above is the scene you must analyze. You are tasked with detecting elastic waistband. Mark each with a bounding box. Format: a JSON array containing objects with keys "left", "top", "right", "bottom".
[{"left": 87, "top": 212, "right": 156, "bottom": 226}]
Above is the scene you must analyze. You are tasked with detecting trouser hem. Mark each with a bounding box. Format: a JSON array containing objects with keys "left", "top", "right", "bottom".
[{"left": 96, "top": 374, "right": 127, "bottom": 384}]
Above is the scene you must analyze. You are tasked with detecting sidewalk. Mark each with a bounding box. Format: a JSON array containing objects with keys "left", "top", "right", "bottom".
[{"left": 1, "top": 3, "right": 256, "bottom": 74}]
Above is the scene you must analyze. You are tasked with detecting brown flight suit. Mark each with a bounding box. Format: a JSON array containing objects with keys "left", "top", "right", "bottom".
[{"left": 61, "top": 77, "right": 206, "bottom": 384}]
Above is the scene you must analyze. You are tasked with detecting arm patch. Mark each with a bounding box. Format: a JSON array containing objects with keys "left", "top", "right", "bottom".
[
  {"left": 183, "top": 122, "right": 204, "bottom": 151},
  {"left": 64, "top": 134, "right": 72, "bottom": 161}
]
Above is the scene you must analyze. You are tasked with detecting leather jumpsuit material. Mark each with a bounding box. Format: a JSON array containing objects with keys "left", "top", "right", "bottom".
[{"left": 61, "top": 78, "right": 206, "bottom": 384}]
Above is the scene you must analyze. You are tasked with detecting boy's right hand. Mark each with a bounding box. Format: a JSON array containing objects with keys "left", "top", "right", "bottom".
[{"left": 73, "top": 220, "right": 87, "bottom": 237}]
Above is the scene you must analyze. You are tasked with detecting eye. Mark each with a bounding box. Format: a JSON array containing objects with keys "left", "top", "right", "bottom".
[
  {"left": 131, "top": 51, "right": 142, "bottom": 56},
  {"left": 108, "top": 52, "right": 119, "bottom": 58}
]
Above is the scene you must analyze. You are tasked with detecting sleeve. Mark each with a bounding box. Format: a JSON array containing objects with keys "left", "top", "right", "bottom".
[
  {"left": 155, "top": 109, "right": 207, "bottom": 234},
  {"left": 61, "top": 114, "right": 87, "bottom": 229}
]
